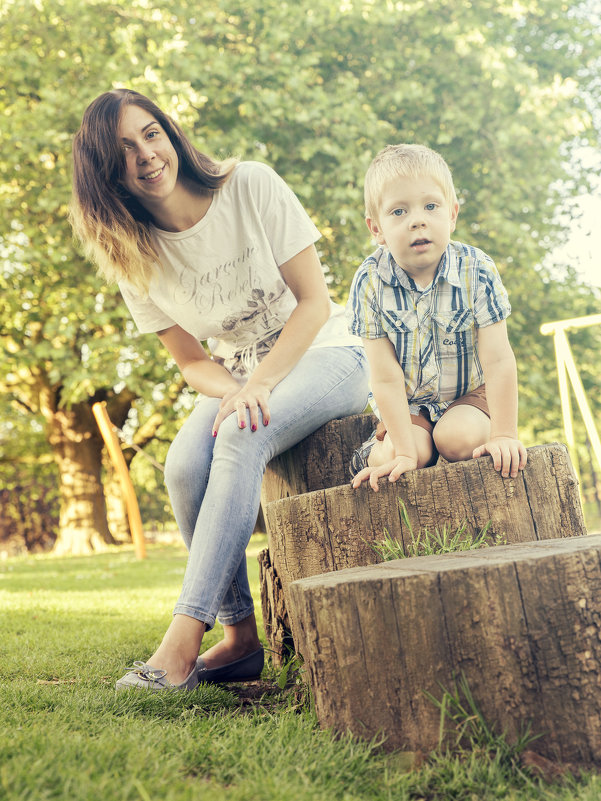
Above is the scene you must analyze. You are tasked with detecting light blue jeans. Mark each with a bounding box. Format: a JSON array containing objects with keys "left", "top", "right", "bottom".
[{"left": 164, "top": 345, "right": 370, "bottom": 629}]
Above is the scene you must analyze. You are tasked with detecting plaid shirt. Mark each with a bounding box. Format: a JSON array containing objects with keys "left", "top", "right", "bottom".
[{"left": 346, "top": 240, "right": 511, "bottom": 421}]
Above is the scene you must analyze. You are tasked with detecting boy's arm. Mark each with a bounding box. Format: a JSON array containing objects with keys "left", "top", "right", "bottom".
[
  {"left": 351, "top": 337, "right": 418, "bottom": 490},
  {"left": 473, "top": 320, "right": 528, "bottom": 477}
]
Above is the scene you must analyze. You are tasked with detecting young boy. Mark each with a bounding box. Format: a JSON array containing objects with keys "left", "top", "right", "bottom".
[{"left": 346, "top": 144, "right": 527, "bottom": 491}]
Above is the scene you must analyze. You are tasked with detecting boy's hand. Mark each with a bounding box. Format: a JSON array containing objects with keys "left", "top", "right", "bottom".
[
  {"left": 351, "top": 455, "right": 418, "bottom": 492},
  {"left": 472, "top": 436, "right": 527, "bottom": 478}
]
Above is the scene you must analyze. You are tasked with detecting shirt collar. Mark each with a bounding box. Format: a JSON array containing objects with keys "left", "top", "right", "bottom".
[
  {"left": 438, "top": 242, "right": 463, "bottom": 288},
  {"left": 374, "top": 242, "right": 462, "bottom": 290}
]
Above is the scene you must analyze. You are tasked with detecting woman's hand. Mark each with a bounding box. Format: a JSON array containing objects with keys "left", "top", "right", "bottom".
[{"left": 212, "top": 380, "right": 271, "bottom": 437}]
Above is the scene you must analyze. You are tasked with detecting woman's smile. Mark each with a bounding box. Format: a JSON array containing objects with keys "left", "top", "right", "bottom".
[
  {"left": 140, "top": 165, "right": 165, "bottom": 181},
  {"left": 117, "top": 104, "right": 179, "bottom": 206}
]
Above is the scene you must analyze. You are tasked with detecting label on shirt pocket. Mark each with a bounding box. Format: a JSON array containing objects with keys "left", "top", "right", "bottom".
[
  {"left": 431, "top": 308, "right": 474, "bottom": 348},
  {"left": 380, "top": 308, "right": 418, "bottom": 334}
]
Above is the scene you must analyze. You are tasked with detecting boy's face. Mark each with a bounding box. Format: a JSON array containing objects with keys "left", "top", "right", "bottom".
[{"left": 367, "top": 174, "right": 458, "bottom": 287}]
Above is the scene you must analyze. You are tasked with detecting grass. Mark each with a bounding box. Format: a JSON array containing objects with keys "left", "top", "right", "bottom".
[
  {"left": 372, "top": 499, "right": 505, "bottom": 561},
  {"left": 1, "top": 536, "right": 601, "bottom": 801}
]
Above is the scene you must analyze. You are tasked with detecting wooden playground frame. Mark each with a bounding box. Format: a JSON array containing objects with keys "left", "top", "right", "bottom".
[{"left": 540, "top": 313, "right": 601, "bottom": 500}]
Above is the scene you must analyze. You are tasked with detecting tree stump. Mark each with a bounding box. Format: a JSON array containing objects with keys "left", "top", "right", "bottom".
[
  {"left": 261, "top": 413, "right": 376, "bottom": 504},
  {"left": 259, "top": 413, "right": 375, "bottom": 663},
  {"left": 260, "top": 441, "right": 585, "bottom": 664},
  {"left": 290, "top": 533, "right": 601, "bottom": 767}
]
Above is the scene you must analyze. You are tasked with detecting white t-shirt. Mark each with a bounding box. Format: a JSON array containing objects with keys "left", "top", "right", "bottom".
[{"left": 119, "top": 161, "right": 358, "bottom": 378}]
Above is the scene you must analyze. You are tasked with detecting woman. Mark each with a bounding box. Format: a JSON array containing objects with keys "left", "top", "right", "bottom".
[{"left": 70, "top": 89, "right": 369, "bottom": 690}]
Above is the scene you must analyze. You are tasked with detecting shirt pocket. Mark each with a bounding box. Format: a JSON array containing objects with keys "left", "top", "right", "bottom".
[
  {"left": 380, "top": 308, "right": 418, "bottom": 335},
  {"left": 431, "top": 308, "right": 474, "bottom": 334},
  {"left": 431, "top": 308, "right": 474, "bottom": 355}
]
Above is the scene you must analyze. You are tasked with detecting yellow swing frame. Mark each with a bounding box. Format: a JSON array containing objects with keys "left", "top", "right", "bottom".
[{"left": 540, "top": 313, "right": 601, "bottom": 484}]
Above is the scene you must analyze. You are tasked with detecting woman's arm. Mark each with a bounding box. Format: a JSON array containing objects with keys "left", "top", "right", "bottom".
[
  {"left": 248, "top": 243, "right": 331, "bottom": 389},
  {"left": 211, "top": 243, "right": 331, "bottom": 434},
  {"left": 157, "top": 325, "right": 240, "bottom": 397}
]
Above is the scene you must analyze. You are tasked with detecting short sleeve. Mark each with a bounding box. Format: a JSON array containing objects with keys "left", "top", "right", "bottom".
[
  {"left": 119, "top": 280, "right": 176, "bottom": 334},
  {"left": 345, "top": 259, "right": 386, "bottom": 339},
  {"left": 473, "top": 255, "right": 511, "bottom": 328},
  {"left": 241, "top": 162, "right": 321, "bottom": 265}
]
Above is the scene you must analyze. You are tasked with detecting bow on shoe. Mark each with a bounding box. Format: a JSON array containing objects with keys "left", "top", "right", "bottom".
[{"left": 128, "top": 661, "right": 168, "bottom": 683}]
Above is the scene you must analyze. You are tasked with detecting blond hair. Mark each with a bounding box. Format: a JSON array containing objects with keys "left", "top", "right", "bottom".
[
  {"left": 70, "top": 89, "right": 238, "bottom": 294},
  {"left": 364, "top": 144, "right": 457, "bottom": 223}
]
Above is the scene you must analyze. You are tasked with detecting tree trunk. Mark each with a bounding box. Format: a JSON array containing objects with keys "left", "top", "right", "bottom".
[
  {"left": 261, "top": 440, "right": 585, "bottom": 662},
  {"left": 38, "top": 384, "right": 139, "bottom": 556},
  {"left": 259, "top": 413, "right": 376, "bottom": 664},
  {"left": 103, "top": 454, "right": 131, "bottom": 544},
  {"left": 102, "top": 390, "right": 144, "bottom": 544},
  {"left": 261, "top": 413, "right": 376, "bottom": 504},
  {"left": 257, "top": 548, "right": 294, "bottom": 663},
  {"left": 290, "top": 533, "right": 601, "bottom": 768},
  {"left": 47, "top": 403, "right": 115, "bottom": 555}
]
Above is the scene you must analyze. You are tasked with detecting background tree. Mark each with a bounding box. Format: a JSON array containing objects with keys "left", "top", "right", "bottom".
[
  {"left": 1, "top": 0, "right": 600, "bottom": 553},
  {"left": 0, "top": 1, "right": 189, "bottom": 553}
]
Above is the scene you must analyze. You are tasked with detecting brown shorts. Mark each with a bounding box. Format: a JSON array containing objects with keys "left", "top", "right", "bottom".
[{"left": 375, "top": 384, "right": 489, "bottom": 439}]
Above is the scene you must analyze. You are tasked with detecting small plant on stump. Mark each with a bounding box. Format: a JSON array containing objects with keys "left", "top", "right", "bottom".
[{"left": 372, "top": 499, "right": 504, "bottom": 561}]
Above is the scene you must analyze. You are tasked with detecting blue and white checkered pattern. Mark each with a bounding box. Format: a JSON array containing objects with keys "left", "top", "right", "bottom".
[{"left": 346, "top": 240, "right": 511, "bottom": 422}]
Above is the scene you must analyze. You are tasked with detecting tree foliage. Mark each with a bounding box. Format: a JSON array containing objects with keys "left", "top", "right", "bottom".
[{"left": 1, "top": 0, "right": 600, "bottom": 550}]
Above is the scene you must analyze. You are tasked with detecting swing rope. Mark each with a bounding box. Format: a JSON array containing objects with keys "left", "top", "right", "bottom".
[{"left": 113, "top": 427, "right": 165, "bottom": 473}]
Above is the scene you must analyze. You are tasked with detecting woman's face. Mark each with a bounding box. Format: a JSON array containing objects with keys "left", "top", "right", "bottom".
[{"left": 117, "top": 104, "right": 180, "bottom": 210}]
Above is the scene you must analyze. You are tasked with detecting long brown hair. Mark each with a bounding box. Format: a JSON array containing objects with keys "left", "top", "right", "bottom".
[{"left": 70, "top": 89, "right": 237, "bottom": 292}]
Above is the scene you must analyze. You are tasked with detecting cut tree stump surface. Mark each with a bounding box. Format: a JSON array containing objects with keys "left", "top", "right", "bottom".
[{"left": 290, "top": 533, "right": 601, "bottom": 766}]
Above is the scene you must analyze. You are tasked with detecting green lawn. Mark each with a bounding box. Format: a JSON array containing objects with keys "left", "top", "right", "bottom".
[{"left": 1, "top": 536, "right": 600, "bottom": 801}]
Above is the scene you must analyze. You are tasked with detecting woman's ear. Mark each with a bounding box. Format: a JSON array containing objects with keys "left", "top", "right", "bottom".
[{"left": 366, "top": 216, "right": 386, "bottom": 245}]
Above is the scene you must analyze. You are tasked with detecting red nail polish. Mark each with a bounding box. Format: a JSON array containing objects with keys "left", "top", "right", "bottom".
[
  {"left": 251, "top": 423, "right": 257, "bottom": 432},
  {"left": 240, "top": 421, "right": 246, "bottom": 429},
  {"left": 212, "top": 430, "right": 217, "bottom": 438}
]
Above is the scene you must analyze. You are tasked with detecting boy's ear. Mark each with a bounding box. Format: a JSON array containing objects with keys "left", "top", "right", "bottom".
[
  {"left": 366, "top": 216, "right": 386, "bottom": 245},
  {"left": 450, "top": 202, "right": 459, "bottom": 233}
]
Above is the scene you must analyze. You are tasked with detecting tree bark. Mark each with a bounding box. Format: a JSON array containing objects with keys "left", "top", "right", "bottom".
[
  {"left": 257, "top": 548, "right": 294, "bottom": 663},
  {"left": 259, "top": 413, "right": 376, "bottom": 664},
  {"left": 47, "top": 403, "right": 115, "bottom": 555},
  {"left": 103, "top": 453, "right": 131, "bottom": 544},
  {"left": 290, "top": 533, "right": 601, "bottom": 768},
  {"left": 42, "top": 390, "right": 137, "bottom": 555},
  {"left": 261, "top": 413, "right": 376, "bottom": 504},
  {"left": 261, "top": 441, "right": 585, "bottom": 662}
]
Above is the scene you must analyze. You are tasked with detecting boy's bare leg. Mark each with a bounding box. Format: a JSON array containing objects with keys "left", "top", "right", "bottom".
[
  {"left": 433, "top": 405, "right": 490, "bottom": 462},
  {"left": 368, "top": 424, "right": 436, "bottom": 469}
]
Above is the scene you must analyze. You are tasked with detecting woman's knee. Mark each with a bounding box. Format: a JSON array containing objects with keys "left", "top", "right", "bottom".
[
  {"left": 164, "top": 430, "right": 213, "bottom": 493},
  {"left": 164, "top": 448, "right": 188, "bottom": 492},
  {"left": 211, "top": 416, "right": 272, "bottom": 474}
]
